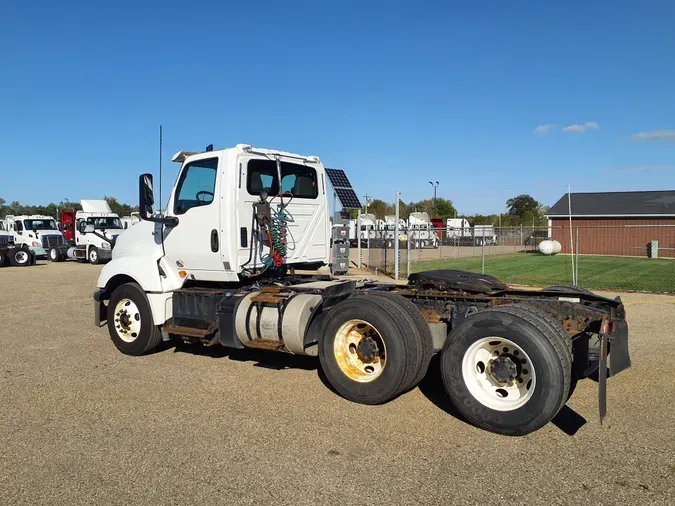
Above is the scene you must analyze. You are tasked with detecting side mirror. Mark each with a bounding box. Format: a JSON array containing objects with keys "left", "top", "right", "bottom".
[
  {"left": 138, "top": 173, "right": 179, "bottom": 226},
  {"left": 139, "top": 173, "right": 155, "bottom": 220},
  {"left": 84, "top": 224, "right": 95, "bottom": 234}
]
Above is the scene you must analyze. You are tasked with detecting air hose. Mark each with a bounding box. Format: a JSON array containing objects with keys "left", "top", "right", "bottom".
[{"left": 260, "top": 206, "right": 288, "bottom": 269}]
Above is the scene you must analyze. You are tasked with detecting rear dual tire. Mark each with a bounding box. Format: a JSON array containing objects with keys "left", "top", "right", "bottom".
[
  {"left": 319, "top": 293, "right": 433, "bottom": 405},
  {"left": 440, "top": 304, "right": 572, "bottom": 436}
]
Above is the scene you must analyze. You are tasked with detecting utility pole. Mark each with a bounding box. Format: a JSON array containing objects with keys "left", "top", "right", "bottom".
[{"left": 363, "top": 193, "right": 372, "bottom": 214}]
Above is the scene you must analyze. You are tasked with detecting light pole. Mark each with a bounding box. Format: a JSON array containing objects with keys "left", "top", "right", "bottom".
[{"left": 429, "top": 181, "right": 439, "bottom": 200}]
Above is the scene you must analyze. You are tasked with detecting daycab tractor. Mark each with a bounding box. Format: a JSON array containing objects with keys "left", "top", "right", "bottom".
[
  {"left": 55, "top": 200, "right": 124, "bottom": 264},
  {"left": 0, "top": 222, "right": 36, "bottom": 267},
  {"left": 93, "top": 143, "right": 631, "bottom": 436},
  {"left": 4, "top": 214, "right": 65, "bottom": 259}
]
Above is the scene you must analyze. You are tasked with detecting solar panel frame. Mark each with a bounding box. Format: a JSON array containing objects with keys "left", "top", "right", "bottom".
[{"left": 325, "top": 168, "right": 362, "bottom": 209}]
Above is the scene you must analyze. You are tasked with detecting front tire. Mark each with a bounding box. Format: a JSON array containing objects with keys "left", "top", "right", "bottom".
[
  {"left": 49, "top": 247, "right": 64, "bottom": 262},
  {"left": 441, "top": 304, "right": 572, "bottom": 436},
  {"left": 9, "top": 247, "right": 32, "bottom": 267},
  {"left": 107, "top": 283, "right": 162, "bottom": 356},
  {"left": 88, "top": 247, "right": 100, "bottom": 265}
]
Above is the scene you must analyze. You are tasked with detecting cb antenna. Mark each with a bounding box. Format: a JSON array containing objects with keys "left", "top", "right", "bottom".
[{"left": 159, "top": 125, "right": 163, "bottom": 215}]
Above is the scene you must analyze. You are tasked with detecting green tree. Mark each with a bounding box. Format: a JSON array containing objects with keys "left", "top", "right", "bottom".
[{"left": 506, "top": 194, "right": 546, "bottom": 225}]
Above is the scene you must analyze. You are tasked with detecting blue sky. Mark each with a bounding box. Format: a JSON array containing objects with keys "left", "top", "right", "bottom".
[{"left": 1, "top": 0, "right": 674, "bottom": 214}]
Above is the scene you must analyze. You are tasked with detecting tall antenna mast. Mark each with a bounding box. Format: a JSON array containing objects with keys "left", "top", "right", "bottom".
[{"left": 159, "top": 125, "right": 163, "bottom": 214}]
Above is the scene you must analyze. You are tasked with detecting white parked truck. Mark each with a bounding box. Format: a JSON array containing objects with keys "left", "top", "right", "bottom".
[
  {"left": 55, "top": 200, "right": 124, "bottom": 264},
  {"left": 121, "top": 212, "right": 141, "bottom": 230},
  {"left": 407, "top": 212, "right": 438, "bottom": 249},
  {"left": 4, "top": 214, "right": 64, "bottom": 259},
  {"left": 0, "top": 220, "right": 36, "bottom": 267},
  {"left": 382, "top": 215, "right": 407, "bottom": 248},
  {"left": 93, "top": 143, "right": 631, "bottom": 436},
  {"left": 474, "top": 224, "right": 498, "bottom": 246}
]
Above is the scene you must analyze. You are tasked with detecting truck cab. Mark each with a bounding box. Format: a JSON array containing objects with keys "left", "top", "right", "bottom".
[
  {"left": 0, "top": 221, "right": 13, "bottom": 248},
  {"left": 4, "top": 214, "right": 65, "bottom": 259},
  {"left": 57, "top": 200, "right": 124, "bottom": 264},
  {"left": 97, "top": 144, "right": 330, "bottom": 323},
  {"left": 408, "top": 212, "right": 438, "bottom": 249}
]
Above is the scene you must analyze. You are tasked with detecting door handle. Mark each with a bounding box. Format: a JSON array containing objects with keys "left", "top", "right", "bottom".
[{"left": 210, "top": 229, "right": 219, "bottom": 252}]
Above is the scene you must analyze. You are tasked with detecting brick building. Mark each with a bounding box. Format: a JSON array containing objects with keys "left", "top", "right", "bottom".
[{"left": 546, "top": 190, "right": 675, "bottom": 258}]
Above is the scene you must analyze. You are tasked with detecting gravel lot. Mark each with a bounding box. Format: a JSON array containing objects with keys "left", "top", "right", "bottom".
[{"left": 1, "top": 261, "right": 674, "bottom": 505}]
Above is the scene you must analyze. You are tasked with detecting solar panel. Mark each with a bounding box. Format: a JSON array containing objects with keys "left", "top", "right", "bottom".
[
  {"left": 335, "top": 187, "right": 362, "bottom": 209},
  {"left": 325, "top": 168, "right": 362, "bottom": 209}
]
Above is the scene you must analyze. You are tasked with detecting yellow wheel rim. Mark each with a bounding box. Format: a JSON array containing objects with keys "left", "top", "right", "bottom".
[{"left": 333, "top": 319, "right": 386, "bottom": 383}]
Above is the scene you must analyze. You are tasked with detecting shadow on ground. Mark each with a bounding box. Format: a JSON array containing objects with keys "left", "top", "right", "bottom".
[
  {"left": 163, "top": 340, "right": 587, "bottom": 435},
  {"left": 418, "top": 355, "right": 587, "bottom": 436}
]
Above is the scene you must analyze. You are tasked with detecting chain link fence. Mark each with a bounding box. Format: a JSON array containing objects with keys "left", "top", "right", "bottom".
[{"left": 350, "top": 225, "right": 675, "bottom": 293}]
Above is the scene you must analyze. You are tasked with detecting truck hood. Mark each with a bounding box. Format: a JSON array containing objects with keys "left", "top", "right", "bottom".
[{"left": 111, "top": 220, "right": 163, "bottom": 260}]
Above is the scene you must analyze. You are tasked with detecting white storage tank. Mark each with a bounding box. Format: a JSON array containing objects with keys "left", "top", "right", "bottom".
[{"left": 538, "top": 239, "right": 562, "bottom": 255}]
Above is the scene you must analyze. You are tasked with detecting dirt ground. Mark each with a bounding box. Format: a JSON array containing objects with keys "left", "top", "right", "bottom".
[{"left": 1, "top": 261, "right": 674, "bottom": 505}]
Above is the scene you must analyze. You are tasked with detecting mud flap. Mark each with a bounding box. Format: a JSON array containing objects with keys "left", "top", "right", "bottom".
[
  {"left": 609, "top": 320, "right": 631, "bottom": 377},
  {"left": 598, "top": 333, "right": 608, "bottom": 424}
]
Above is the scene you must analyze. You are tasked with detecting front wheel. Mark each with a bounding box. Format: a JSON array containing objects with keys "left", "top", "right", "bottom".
[
  {"left": 88, "top": 247, "right": 100, "bottom": 265},
  {"left": 9, "top": 247, "right": 32, "bottom": 267},
  {"left": 49, "top": 247, "right": 64, "bottom": 262},
  {"left": 441, "top": 305, "right": 571, "bottom": 436},
  {"left": 106, "top": 283, "right": 162, "bottom": 355}
]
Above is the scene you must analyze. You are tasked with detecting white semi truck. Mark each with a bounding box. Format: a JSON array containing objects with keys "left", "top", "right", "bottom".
[
  {"left": 407, "top": 212, "right": 438, "bottom": 249},
  {"left": 4, "top": 214, "right": 64, "bottom": 259},
  {"left": 92, "top": 143, "right": 631, "bottom": 436},
  {"left": 0, "top": 220, "right": 36, "bottom": 267},
  {"left": 55, "top": 200, "right": 124, "bottom": 264},
  {"left": 121, "top": 212, "right": 141, "bottom": 230},
  {"left": 382, "top": 215, "right": 407, "bottom": 248}
]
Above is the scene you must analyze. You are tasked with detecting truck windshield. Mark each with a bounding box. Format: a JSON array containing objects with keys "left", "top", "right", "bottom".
[
  {"left": 24, "top": 219, "right": 57, "bottom": 230},
  {"left": 87, "top": 217, "right": 123, "bottom": 230}
]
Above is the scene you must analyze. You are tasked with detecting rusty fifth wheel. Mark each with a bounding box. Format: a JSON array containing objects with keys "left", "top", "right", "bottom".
[
  {"left": 319, "top": 295, "right": 423, "bottom": 405},
  {"left": 441, "top": 305, "right": 572, "bottom": 436}
]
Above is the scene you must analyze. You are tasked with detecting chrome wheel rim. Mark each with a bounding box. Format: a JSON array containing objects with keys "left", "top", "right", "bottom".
[
  {"left": 113, "top": 298, "right": 141, "bottom": 343},
  {"left": 462, "top": 337, "right": 536, "bottom": 411}
]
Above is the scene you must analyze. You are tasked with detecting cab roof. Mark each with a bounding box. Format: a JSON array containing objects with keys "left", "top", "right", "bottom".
[{"left": 171, "top": 144, "right": 321, "bottom": 164}]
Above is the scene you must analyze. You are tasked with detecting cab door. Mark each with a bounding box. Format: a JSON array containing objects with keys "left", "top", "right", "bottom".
[{"left": 162, "top": 154, "right": 225, "bottom": 279}]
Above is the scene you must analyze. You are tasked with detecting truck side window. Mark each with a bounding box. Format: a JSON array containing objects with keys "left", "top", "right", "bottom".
[
  {"left": 174, "top": 158, "right": 218, "bottom": 215},
  {"left": 15, "top": 221, "right": 23, "bottom": 232},
  {"left": 247, "top": 159, "right": 318, "bottom": 199}
]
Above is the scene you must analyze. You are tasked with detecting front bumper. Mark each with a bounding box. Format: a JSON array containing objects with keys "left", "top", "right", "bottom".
[
  {"left": 99, "top": 249, "right": 113, "bottom": 261},
  {"left": 29, "top": 246, "right": 47, "bottom": 259}
]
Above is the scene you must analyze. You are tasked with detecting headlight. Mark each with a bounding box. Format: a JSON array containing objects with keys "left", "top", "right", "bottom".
[
  {"left": 32, "top": 241, "right": 40, "bottom": 247},
  {"left": 101, "top": 242, "right": 111, "bottom": 249}
]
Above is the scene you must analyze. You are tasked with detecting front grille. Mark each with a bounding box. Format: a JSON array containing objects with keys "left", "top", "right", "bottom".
[
  {"left": 41, "top": 235, "right": 65, "bottom": 248},
  {"left": 0, "top": 235, "right": 11, "bottom": 247}
]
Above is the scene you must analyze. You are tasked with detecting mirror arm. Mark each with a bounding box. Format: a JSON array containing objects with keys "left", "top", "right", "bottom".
[{"left": 144, "top": 215, "right": 179, "bottom": 227}]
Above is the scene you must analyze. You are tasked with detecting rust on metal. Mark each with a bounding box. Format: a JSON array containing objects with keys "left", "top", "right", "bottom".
[
  {"left": 243, "top": 339, "right": 287, "bottom": 351},
  {"left": 251, "top": 286, "right": 286, "bottom": 304},
  {"left": 251, "top": 292, "right": 286, "bottom": 304},
  {"left": 418, "top": 307, "right": 442, "bottom": 323},
  {"left": 163, "top": 321, "right": 217, "bottom": 338}
]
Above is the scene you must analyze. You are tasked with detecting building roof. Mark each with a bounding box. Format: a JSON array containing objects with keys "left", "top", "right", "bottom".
[{"left": 547, "top": 190, "right": 675, "bottom": 217}]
